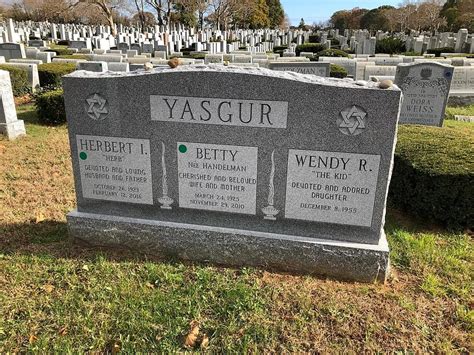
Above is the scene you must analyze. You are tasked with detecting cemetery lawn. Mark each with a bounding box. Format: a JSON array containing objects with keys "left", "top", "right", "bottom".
[
  {"left": 0, "top": 105, "right": 472, "bottom": 352},
  {"left": 445, "top": 104, "right": 474, "bottom": 120}
]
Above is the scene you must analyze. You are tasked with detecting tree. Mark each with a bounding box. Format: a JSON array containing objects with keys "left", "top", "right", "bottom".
[
  {"left": 132, "top": 11, "right": 156, "bottom": 28},
  {"left": 208, "top": 0, "right": 239, "bottom": 30},
  {"left": 298, "top": 17, "right": 305, "bottom": 29},
  {"left": 360, "top": 6, "right": 393, "bottom": 32},
  {"left": 178, "top": 0, "right": 210, "bottom": 29},
  {"left": 416, "top": 1, "right": 445, "bottom": 32},
  {"left": 172, "top": 1, "right": 197, "bottom": 28},
  {"left": 456, "top": 0, "right": 474, "bottom": 31},
  {"left": 330, "top": 8, "right": 367, "bottom": 31},
  {"left": 266, "top": 0, "right": 284, "bottom": 28},
  {"left": 249, "top": 0, "right": 269, "bottom": 29},
  {"left": 330, "top": 10, "right": 350, "bottom": 31},
  {"left": 132, "top": 0, "right": 146, "bottom": 30},
  {"left": 73, "top": 0, "right": 127, "bottom": 35},
  {"left": 145, "top": 0, "right": 176, "bottom": 27}
]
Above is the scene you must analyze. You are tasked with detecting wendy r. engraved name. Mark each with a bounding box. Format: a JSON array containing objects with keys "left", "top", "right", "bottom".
[{"left": 150, "top": 95, "right": 288, "bottom": 128}]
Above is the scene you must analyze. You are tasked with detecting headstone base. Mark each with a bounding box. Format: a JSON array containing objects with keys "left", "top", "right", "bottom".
[
  {"left": 67, "top": 210, "right": 390, "bottom": 283},
  {"left": 0, "top": 119, "right": 26, "bottom": 140}
]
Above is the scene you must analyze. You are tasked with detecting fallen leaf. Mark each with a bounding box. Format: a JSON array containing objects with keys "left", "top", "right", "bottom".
[
  {"left": 82, "top": 265, "right": 89, "bottom": 271},
  {"left": 112, "top": 341, "right": 121, "bottom": 354},
  {"left": 29, "top": 334, "right": 37, "bottom": 344},
  {"left": 200, "top": 334, "right": 209, "bottom": 349},
  {"left": 42, "top": 284, "right": 54, "bottom": 293},
  {"left": 35, "top": 212, "right": 45, "bottom": 223},
  {"left": 184, "top": 321, "right": 200, "bottom": 348},
  {"left": 145, "top": 282, "right": 154, "bottom": 289},
  {"left": 58, "top": 326, "right": 68, "bottom": 336}
]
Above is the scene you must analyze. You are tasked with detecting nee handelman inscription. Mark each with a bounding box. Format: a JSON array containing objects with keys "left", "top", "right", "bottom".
[{"left": 177, "top": 142, "right": 258, "bottom": 214}]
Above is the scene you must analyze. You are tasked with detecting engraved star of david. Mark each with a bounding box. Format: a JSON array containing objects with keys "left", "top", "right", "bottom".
[
  {"left": 337, "top": 105, "right": 367, "bottom": 136},
  {"left": 85, "top": 93, "right": 109, "bottom": 120}
]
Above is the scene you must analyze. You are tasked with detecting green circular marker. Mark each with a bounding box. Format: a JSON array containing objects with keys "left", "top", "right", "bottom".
[
  {"left": 79, "top": 152, "right": 88, "bottom": 160},
  {"left": 178, "top": 144, "right": 187, "bottom": 153}
]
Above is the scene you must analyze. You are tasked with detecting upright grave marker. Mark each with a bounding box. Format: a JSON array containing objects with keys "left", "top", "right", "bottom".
[
  {"left": 64, "top": 67, "right": 402, "bottom": 282},
  {"left": 395, "top": 62, "right": 454, "bottom": 126},
  {"left": 0, "top": 70, "right": 26, "bottom": 140},
  {"left": 268, "top": 62, "right": 330, "bottom": 77}
]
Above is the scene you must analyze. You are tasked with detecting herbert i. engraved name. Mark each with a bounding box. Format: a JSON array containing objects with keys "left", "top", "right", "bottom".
[
  {"left": 150, "top": 95, "right": 288, "bottom": 128},
  {"left": 76, "top": 135, "right": 153, "bottom": 204}
]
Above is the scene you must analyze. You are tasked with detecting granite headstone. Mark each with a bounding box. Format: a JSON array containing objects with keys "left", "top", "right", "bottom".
[
  {"left": 0, "top": 70, "right": 26, "bottom": 140},
  {"left": 268, "top": 62, "right": 330, "bottom": 77},
  {"left": 395, "top": 62, "right": 454, "bottom": 126},
  {"left": 63, "top": 66, "right": 402, "bottom": 282}
]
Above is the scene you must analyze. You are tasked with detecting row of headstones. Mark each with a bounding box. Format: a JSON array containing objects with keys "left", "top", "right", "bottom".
[
  {"left": 1, "top": 18, "right": 313, "bottom": 55},
  {"left": 0, "top": 60, "right": 466, "bottom": 145},
  {"left": 3, "top": 18, "right": 474, "bottom": 57},
  {"left": 1, "top": 40, "right": 473, "bottom": 103}
]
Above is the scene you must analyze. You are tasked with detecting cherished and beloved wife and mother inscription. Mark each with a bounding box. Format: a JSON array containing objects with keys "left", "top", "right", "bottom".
[{"left": 63, "top": 66, "right": 402, "bottom": 282}]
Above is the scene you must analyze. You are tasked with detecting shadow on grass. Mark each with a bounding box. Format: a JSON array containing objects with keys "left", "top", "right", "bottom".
[
  {"left": 0, "top": 207, "right": 449, "bottom": 267},
  {"left": 16, "top": 103, "right": 67, "bottom": 129},
  {"left": 384, "top": 205, "right": 447, "bottom": 235},
  {"left": 16, "top": 103, "right": 40, "bottom": 124},
  {"left": 0, "top": 220, "right": 169, "bottom": 264}
]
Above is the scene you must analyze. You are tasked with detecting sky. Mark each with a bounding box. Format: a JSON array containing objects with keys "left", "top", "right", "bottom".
[{"left": 281, "top": 0, "right": 402, "bottom": 25}]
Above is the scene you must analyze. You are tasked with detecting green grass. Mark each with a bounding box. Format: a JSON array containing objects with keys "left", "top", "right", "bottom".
[
  {"left": 0, "top": 105, "right": 472, "bottom": 352},
  {"left": 445, "top": 104, "right": 474, "bottom": 120}
]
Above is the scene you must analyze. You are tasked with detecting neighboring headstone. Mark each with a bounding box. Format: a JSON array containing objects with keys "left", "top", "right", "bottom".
[
  {"left": 204, "top": 54, "right": 224, "bottom": 64},
  {"left": 92, "top": 54, "right": 123, "bottom": 63},
  {"left": 52, "top": 57, "right": 87, "bottom": 64},
  {"left": 268, "top": 62, "right": 330, "bottom": 77},
  {"left": 450, "top": 66, "right": 474, "bottom": 96},
  {"left": 319, "top": 57, "right": 356, "bottom": 77},
  {"left": 364, "top": 65, "right": 397, "bottom": 80},
  {"left": 0, "top": 43, "right": 26, "bottom": 61},
  {"left": 0, "top": 70, "right": 26, "bottom": 140},
  {"left": 70, "top": 40, "right": 90, "bottom": 50},
  {"left": 154, "top": 51, "right": 167, "bottom": 59},
  {"left": 395, "top": 62, "right": 454, "bottom": 126},
  {"left": 28, "top": 40, "right": 46, "bottom": 47},
  {"left": 35, "top": 51, "right": 54, "bottom": 63},
  {"left": 77, "top": 61, "right": 108, "bottom": 72},
  {"left": 4, "top": 63, "right": 40, "bottom": 92},
  {"left": 63, "top": 66, "right": 402, "bottom": 283},
  {"left": 454, "top": 115, "right": 474, "bottom": 123},
  {"left": 107, "top": 62, "right": 130, "bottom": 72}
]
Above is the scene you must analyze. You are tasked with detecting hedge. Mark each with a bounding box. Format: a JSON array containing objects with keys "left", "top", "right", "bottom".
[
  {"left": 56, "top": 54, "right": 90, "bottom": 60},
  {"left": 317, "top": 49, "right": 349, "bottom": 58},
  {"left": 295, "top": 43, "right": 325, "bottom": 56},
  {"left": 0, "top": 64, "right": 30, "bottom": 96},
  {"left": 38, "top": 62, "right": 76, "bottom": 88},
  {"left": 375, "top": 37, "right": 406, "bottom": 55},
  {"left": 35, "top": 89, "right": 66, "bottom": 125},
  {"left": 273, "top": 45, "right": 288, "bottom": 57},
  {"left": 46, "top": 47, "right": 75, "bottom": 56},
  {"left": 389, "top": 124, "right": 473, "bottom": 230},
  {"left": 308, "top": 34, "right": 320, "bottom": 43},
  {"left": 427, "top": 47, "right": 455, "bottom": 57},
  {"left": 330, "top": 64, "right": 348, "bottom": 78}
]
